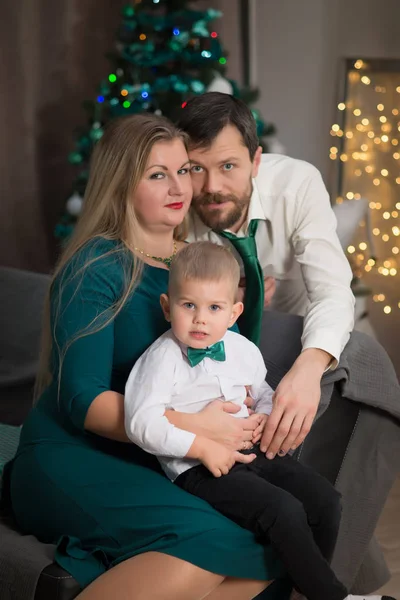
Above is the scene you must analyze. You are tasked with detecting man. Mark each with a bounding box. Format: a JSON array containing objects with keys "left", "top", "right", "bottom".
[{"left": 179, "top": 92, "right": 355, "bottom": 462}]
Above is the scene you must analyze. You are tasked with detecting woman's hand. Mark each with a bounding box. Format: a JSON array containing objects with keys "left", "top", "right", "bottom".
[
  {"left": 238, "top": 276, "right": 276, "bottom": 308},
  {"left": 166, "top": 400, "right": 259, "bottom": 451},
  {"left": 198, "top": 401, "right": 260, "bottom": 450},
  {"left": 263, "top": 277, "right": 276, "bottom": 307}
]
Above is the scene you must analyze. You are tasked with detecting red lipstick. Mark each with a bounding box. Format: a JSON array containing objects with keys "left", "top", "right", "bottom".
[{"left": 166, "top": 202, "right": 183, "bottom": 210}]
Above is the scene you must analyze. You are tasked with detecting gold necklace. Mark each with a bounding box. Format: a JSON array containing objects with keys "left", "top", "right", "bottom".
[{"left": 134, "top": 240, "right": 177, "bottom": 269}]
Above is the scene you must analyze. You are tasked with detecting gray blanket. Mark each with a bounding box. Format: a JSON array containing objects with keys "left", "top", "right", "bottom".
[
  {"left": 1, "top": 309, "right": 399, "bottom": 599},
  {"left": 259, "top": 311, "right": 400, "bottom": 421},
  {"left": 260, "top": 311, "right": 400, "bottom": 592}
]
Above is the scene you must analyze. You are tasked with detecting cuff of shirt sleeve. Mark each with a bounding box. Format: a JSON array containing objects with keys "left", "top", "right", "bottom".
[
  {"left": 323, "top": 358, "right": 337, "bottom": 373},
  {"left": 301, "top": 330, "right": 341, "bottom": 371},
  {"left": 168, "top": 428, "right": 197, "bottom": 458},
  {"left": 255, "top": 407, "right": 273, "bottom": 416}
]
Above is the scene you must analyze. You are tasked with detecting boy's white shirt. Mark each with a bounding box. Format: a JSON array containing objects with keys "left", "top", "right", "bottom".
[{"left": 124, "top": 329, "right": 273, "bottom": 481}]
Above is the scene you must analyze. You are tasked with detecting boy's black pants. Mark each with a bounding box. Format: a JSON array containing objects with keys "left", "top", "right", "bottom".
[{"left": 176, "top": 447, "right": 348, "bottom": 600}]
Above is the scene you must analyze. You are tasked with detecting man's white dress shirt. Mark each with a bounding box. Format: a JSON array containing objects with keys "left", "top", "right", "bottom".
[
  {"left": 187, "top": 154, "right": 355, "bottom": 365},
  {"left": 125, "top": 329, "right": 273, "bottom": 481}
]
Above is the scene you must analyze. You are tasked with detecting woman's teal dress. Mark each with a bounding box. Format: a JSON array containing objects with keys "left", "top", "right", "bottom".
[{"left": 9, "top": 239, "right": 288, "bottom": 596}]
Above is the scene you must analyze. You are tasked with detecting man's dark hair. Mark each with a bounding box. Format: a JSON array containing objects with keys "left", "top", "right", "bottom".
[{"left": 177, "top": 92, "right": 259, "bottom": 160}]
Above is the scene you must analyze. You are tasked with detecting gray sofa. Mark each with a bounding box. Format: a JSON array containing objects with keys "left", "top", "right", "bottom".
[
  {"left": 0, "top": 266, "right": 397, "bottom": 600},
  {"left": 0, "top": 267, "right": 82, "bottom": 599}
]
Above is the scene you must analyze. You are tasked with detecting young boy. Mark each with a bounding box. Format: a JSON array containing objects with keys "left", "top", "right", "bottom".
[{"left": 124, "top": 242, "right": 393, "bottom": 600}]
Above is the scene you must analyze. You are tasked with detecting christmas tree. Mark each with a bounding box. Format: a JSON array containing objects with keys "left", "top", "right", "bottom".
[{"left": 56, "top": 0, "right": 276, "bottom": 239}]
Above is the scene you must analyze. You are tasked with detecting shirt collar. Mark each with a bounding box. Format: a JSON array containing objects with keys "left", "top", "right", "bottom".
[
  {"left": 231, "top": 178, "right": 267, "bottom": 237},
  {"left": 176, "top": 332, "right": 228, "bottom": 358}
]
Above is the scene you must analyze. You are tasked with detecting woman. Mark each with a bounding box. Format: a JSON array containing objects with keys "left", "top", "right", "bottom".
[{"left": 9, "top": 114, "right": 286, "bottom": 599}]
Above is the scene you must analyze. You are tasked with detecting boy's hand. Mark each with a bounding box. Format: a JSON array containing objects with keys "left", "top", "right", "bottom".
[
  {"left": 199, "top": 439, "right": 256, "bottom": 478},
  {"left": 251, "top": 414, "right": 268, "bottom": 444},
  {"left": 244, "top": 386, "right": 255, "bottom": 414},
  {"left": 238, "top": 276, "right": 276, "bottom": 308}
]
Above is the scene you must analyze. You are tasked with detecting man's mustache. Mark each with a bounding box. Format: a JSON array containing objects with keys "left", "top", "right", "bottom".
[{"left": 194, "top": 193, "right": 238, "bottom": 206}]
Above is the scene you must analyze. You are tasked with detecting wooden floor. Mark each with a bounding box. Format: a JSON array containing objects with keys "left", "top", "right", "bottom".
[{"left": 376, "top": 476, "right": 400, "bottom": 596}]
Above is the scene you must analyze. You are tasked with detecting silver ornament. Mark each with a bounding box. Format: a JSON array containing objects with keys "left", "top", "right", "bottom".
[{"left": 66, "top": 192, "right": 83, "bottom": 216}]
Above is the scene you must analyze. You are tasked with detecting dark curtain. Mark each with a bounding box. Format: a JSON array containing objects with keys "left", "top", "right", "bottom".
[
  {"left": 0, "top": 0, "right": 127, "bottom": 272},
  {"left": 0, "top": 0, "right": 242, "bottom": 273}
]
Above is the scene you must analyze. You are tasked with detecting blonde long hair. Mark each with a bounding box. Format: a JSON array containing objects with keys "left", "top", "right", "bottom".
[{"left": 34, "top": 113, "right": 188, "bottom": 400}]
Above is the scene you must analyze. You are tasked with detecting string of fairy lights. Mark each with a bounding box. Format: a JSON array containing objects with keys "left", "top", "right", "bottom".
[{"left": 329, "top": 58, "right": 400, "bottom": 315}]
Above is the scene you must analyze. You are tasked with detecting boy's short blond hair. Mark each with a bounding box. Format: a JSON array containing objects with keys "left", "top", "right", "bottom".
[{"left": 169, "top": 241, "right": 240, "bottom": 299}]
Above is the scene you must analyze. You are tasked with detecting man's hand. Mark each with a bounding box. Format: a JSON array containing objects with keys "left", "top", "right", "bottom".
[
  {"left": 238, "top": 276, "right": 276, "bottom": 308},
  {"left": 260, "top": 349, "right": 331, "bottom": 459},
  {"left": 197, "top": 438, "right": 257, "bottom": 478}
]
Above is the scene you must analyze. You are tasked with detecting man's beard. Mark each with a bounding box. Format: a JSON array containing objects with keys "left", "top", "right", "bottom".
[{"left": 192, "top": 189, "right": 251, "bottom": 232}]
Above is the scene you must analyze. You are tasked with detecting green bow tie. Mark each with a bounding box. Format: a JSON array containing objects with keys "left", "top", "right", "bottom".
[
  {"left": 217, "top": 220, "right": 264, "bottom": 346},
  {"left": 187, "top": 341, "right": 226, "bottom": 368}
]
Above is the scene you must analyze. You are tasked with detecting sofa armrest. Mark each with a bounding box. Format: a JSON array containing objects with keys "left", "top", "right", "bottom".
[{"left": 35, "top": 563, "right": 81, "bottom": 600}]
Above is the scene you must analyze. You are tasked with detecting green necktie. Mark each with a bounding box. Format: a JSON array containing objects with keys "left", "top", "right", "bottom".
[
  {"left": 218, "top": 220, "right": 264, "bottom": 345},
  {"left": 186, "top": 341, "right": 226, "bottom": 368}
]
